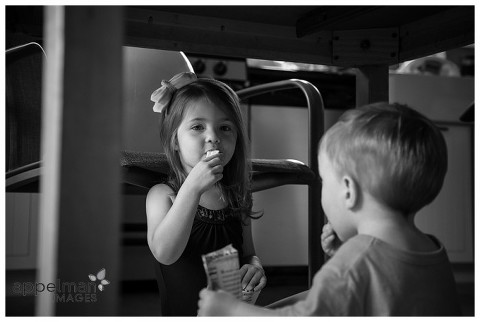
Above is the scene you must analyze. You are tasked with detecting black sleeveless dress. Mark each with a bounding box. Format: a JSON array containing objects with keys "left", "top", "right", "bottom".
[{"left": 153, "top": 204, "right": 244, "bottom": 316}]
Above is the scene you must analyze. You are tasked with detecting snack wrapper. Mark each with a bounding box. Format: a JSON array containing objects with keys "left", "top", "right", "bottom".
[{"left": 202, "top": 244, "right": 242, "bottom": 299}]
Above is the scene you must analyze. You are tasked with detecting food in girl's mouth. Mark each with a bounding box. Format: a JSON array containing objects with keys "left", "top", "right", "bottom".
[{"left": 206, "top": 150, "right": 220, "bottom": 158}]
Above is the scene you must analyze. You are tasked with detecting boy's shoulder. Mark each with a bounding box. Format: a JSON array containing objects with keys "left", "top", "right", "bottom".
[
  {"left": 332, "top": 234, "right": 447, "bottom": 268},
  {"left": 332, "top": 235, "right": 375, "bottom": 263}
]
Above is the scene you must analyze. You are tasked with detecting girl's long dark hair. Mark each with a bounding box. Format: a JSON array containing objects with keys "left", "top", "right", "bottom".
[{"left": 158, "top": 78, "right": 261, "bottom": 220}]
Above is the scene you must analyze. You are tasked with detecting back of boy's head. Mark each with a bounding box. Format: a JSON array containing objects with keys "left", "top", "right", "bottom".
[{"left": 320, "top": 102, "right": 448, "bottom": 216}]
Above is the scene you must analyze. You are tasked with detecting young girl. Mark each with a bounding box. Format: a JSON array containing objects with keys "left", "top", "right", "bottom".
[{"left": 146, "top": 72, "right": 266, "bottom": 316}]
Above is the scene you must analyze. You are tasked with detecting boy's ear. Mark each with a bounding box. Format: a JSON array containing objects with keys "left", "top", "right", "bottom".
[{"left": 342, "top": 175, "right": 358, "bottom": 209}]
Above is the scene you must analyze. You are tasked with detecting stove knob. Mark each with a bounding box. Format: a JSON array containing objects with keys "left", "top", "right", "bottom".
[
  {"left": 192, "top": 59, "right": 206, "bottom": 74},
  {"left": 213, "top": 61, "right": 227, "bottom": 76}
]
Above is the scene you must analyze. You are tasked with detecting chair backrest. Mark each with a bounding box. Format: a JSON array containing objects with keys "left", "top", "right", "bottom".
[{"left": 6, "top": 42, "right": 46, "bottom": 173}]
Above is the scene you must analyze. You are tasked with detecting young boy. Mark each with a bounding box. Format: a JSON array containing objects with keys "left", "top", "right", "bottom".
[{"left": 197, "top": 102, "right": 462, "bottom": 316}]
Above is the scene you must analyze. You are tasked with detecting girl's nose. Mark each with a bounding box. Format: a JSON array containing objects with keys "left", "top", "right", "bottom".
[{"left": 206, "top": 128, "right": 220, "bottom": 143}]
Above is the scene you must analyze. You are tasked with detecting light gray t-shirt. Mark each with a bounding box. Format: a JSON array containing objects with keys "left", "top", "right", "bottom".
[{"left": 273, "top": 234, "right": 461, "bottom": 316}]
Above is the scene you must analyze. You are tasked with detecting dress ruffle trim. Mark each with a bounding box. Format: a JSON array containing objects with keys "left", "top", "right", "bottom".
[{"left": 196, "top": 205, "right": 238, "bottom": 224}]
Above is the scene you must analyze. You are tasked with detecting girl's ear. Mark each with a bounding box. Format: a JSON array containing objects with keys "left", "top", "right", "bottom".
[
  {"left": 342, "top": 175, "right": 358, "bottom": 210},
  {"left": 173, "top": 134, "right": 179, "bottom": 151}
]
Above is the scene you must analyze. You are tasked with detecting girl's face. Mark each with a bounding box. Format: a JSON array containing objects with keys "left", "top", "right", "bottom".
[
  {"left": 176, "top": 99, "right": 238, "bottom": 174},
  {"left": 318, "top": 149, "right": 355, "bottom": 242}
]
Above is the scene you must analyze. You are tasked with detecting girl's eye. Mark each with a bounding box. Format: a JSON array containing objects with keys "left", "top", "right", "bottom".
[
  {"left": 191, "top": 125, "right": 204, "bottom": 131},
  {"left": 221, "top": 124, "right": 237, "bottom": 132}
]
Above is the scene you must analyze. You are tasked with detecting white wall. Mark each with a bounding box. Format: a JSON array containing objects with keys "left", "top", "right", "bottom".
[
  {"left": 250, "top": 106, "right": 345, "bottom": 266},
  {"left": 389, "top": 73, "right": 473, "bottom": 122},
  {"left": 389, "top": 73, "right": 474, "bottom": 263}
]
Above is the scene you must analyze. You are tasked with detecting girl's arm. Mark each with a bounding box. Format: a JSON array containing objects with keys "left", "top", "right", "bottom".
[
  {"left": 146, "top": 154, "right": 224, "bottom": 264},
  {"left": 146, "top": 183, "right": 201, "bottom": 265},
  {"left": 239, "top": 216, "right": 267, "bottom": 291},
  {"left": 241, "top": 216, "right": 255, "bottom": 258}
]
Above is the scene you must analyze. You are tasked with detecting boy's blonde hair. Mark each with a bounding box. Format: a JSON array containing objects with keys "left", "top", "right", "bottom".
[{"left": 319, "top": 102, "right": 448, "bottom": 215}]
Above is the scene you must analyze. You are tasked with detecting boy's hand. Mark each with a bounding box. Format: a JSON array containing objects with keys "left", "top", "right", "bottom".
[
  {"left": 321, "top": 222, "right": 342, "bottom": 257},
  {"left": 197, "top": 288, "right": 239, "bottom": 316},
  {"left": 239, "top": 263, "right": 267, "bottom": 292}
]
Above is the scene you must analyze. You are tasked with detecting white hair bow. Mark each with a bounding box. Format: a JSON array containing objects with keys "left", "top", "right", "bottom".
[{"left": 150, "top": 72, "right": 197, "bottom": 113}]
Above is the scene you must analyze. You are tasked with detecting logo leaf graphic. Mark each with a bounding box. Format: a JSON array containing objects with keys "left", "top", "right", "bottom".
[
  {"left": 96, "top": 268, "right": 106, "bottom": 280},
  {"left": 89, "top": 268, "right": 109, "bottom": 291}
]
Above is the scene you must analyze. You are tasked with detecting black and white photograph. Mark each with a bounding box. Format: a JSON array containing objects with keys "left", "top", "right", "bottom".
[{"left": 4, "top": 4, "right": 475, "bottom": 317}]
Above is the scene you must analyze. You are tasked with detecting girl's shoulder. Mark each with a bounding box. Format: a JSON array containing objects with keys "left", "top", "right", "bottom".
[
  {"left": 148, "top": 182, "right": 174, "bottom": 193},
  {"left": 146, "top": 183, "right": 175, "bottom": 203}
]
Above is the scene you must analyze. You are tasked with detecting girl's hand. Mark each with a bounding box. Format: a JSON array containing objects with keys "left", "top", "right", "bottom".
[
  {"left": 197, "top": 288, "right": 239, "bottom": 316},
  {"left": 184, "top": 154, "right": 223, "bottom": 194},
  {"left": 239, "top": 263, "right": 267, "bottom": 292},
  {"left": 321, "top": 222, "right": 342, "bottom": 257}
]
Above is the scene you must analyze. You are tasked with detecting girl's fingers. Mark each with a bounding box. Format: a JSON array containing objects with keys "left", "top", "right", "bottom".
[
  {"left": 244, "top": 270, "right": 263, "bottom": 291},
  {"left": 208, "top": 158, "right": 222, "bottom": 166},
  {"left": 240, "top": 265, "right": 266, "bottom": 291},
  {"left": 204, "top": 153, "right": 223, "bottom": 162},
  {"left": 211, "top": 164, "right": 223, "bottom": 174},
  {"left": 241, "top": 268, "right": 256, "bottom": 289},
  {"left": 239, "top": 265, "right": 249, "bottom": 277},
  {"left": 253, "top": 275, "right": 267, "bottom": 292}
]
